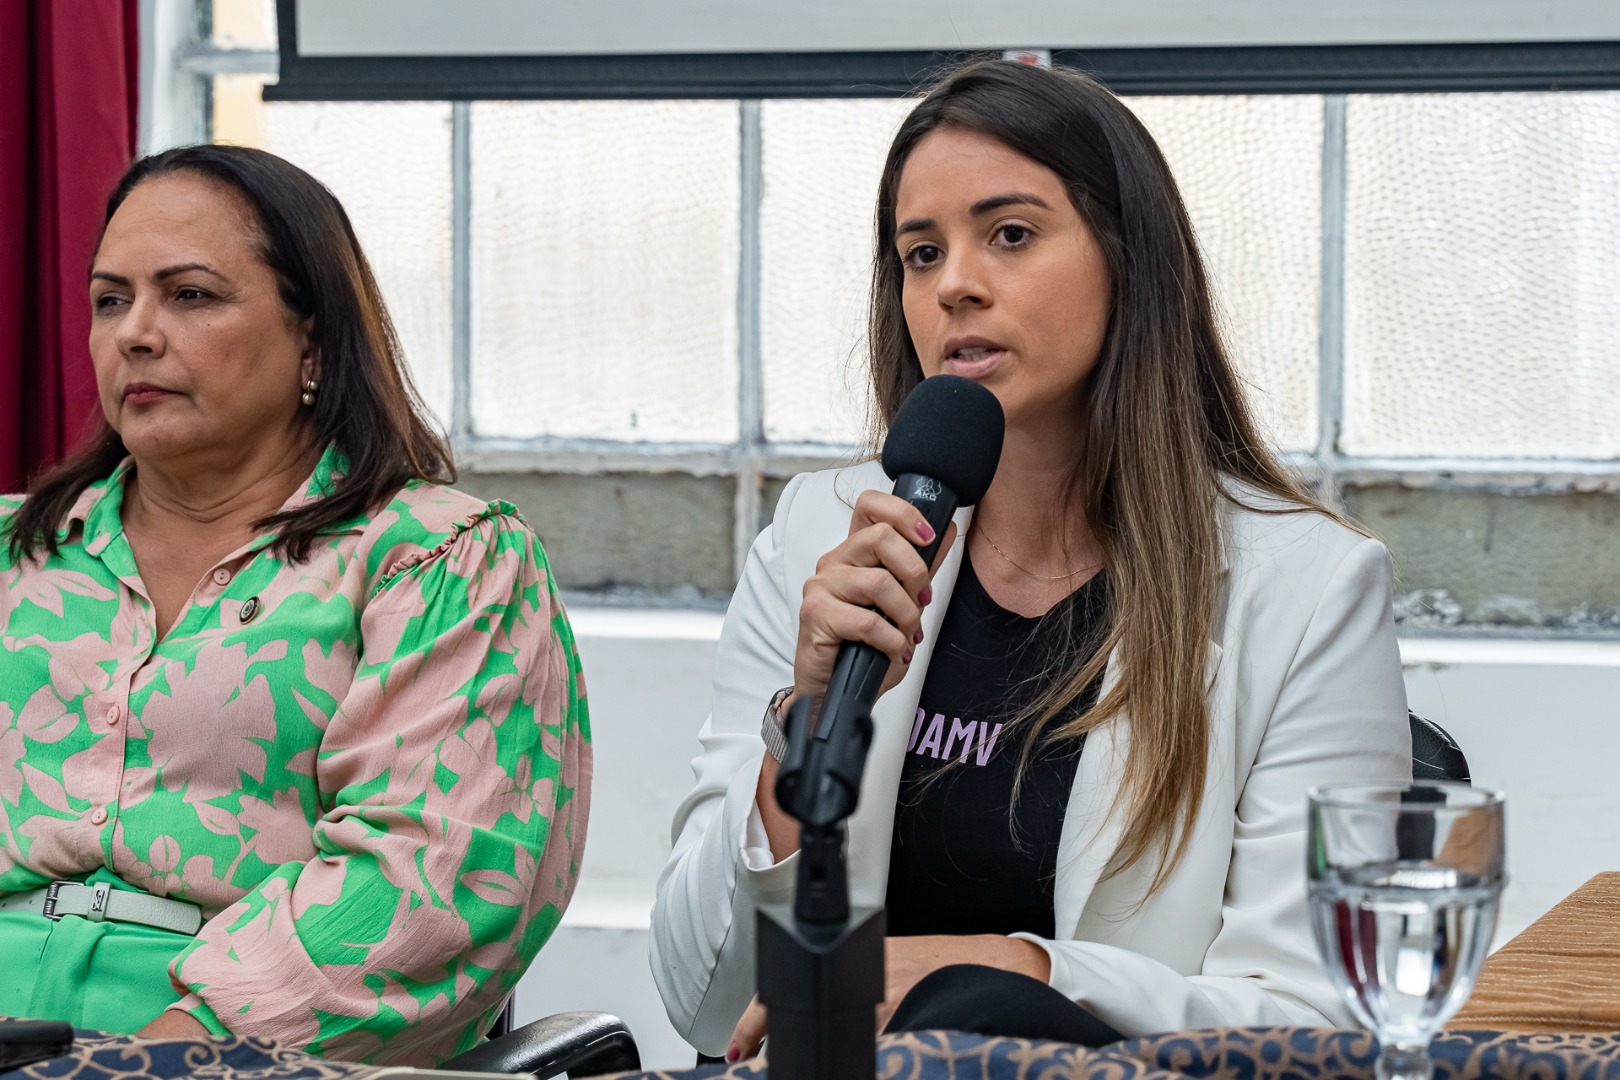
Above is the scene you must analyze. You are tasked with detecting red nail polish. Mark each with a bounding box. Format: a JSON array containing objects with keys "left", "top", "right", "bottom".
[
  {"left": 726, "top": 1044, "right": 740, "bottom": 1063},
  {"left": 913, "top": 627, "right": 924, "bottom": 645},
  {"left": 902, "top": 650, "right": 913, "bottom": 665},
  {"left": 915, "top": 521, "right": 936, "bottom": 543},
  {"left": 919, "top": 586, "right": 932, "bottom": 606}
]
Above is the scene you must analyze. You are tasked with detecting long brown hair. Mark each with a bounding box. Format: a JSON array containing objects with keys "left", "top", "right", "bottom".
[
  {"left": 5, "top": 144, "right": 453, "bottom": 564},
  {"left": 870, "top": 60, "right": 1349, "bottom": 890}
]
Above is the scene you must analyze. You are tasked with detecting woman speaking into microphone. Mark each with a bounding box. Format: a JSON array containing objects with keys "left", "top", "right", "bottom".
[{"left": 651, "top": 58, "right": 1409, "bottom": 1062}]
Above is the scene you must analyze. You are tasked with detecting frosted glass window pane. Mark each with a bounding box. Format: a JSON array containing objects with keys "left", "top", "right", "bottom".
[
  {"left": 263, "top": 102, "right": 454, "bottom": 430},
  {"left": 760, "top": 99, "right": 915, "bottom": 445},
  {"left": 1126, "top": 96, "right": 1323, "bottom": 453},
  {"left": 471, "top": 102, "right": 740, "bottom": 442},
  {"left": 1343, "top": 92, "right": 1620, "bottom": 459}
]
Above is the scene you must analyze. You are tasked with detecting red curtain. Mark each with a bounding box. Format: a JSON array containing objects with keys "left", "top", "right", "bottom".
[{"left": 0, "top": 0, "right": 140, "bottom": 494}]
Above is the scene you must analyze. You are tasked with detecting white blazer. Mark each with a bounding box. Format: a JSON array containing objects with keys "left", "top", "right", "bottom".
[{"left": 651, "top": 461, "right": 1410, "bottom": 1056}]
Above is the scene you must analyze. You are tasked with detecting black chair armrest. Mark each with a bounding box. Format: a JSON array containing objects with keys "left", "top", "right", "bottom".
[
  {"left": 438, "top": 1011, "right": 639, "bottom": 1078},
  {"left": 1409, "top": 710, "right": 1471, "bottom": 784}
]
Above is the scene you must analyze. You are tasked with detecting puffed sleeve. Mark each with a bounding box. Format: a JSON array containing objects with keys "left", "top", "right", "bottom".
[{"left": 166, "top": 509, "right": 591, "bottom": 1065}]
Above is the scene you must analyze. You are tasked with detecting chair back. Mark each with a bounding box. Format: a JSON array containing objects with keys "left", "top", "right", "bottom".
[{"left": 1409, "top": 711, "right": 1470, "bottom": 783}]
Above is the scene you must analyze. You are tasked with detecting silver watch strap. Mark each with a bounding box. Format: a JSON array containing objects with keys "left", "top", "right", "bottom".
[
  {"left": 0, "top": 880, "right": 203, "bottom": 935},
  {"left": 760, "top": 686, "right": 795, "bottom": 762}
]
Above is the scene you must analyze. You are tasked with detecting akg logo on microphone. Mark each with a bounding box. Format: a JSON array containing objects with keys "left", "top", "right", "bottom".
[{"left": 913, "top": 477, "right": 944, "bottom": 505}]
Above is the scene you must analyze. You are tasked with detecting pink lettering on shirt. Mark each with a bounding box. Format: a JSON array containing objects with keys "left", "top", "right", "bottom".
[
  {"left": 916, "top": 714, "right": 946, "bottom": 758},
  {"left": 907, "top": 708, "right": 927, "bottom": 752},
  {"left": 902, "top": 714, "right": 1005, "bottom": 767},
  {"left": 944, "top": 718, "right": 977, "bottom": 762},
  {"left": 975, "top": 723, "right": 1003, "bottom": 766}
]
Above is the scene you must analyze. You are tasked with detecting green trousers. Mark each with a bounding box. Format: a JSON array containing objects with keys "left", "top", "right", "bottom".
[{"left": 0, "top": 869, "right": 192, "bottom": 1032}]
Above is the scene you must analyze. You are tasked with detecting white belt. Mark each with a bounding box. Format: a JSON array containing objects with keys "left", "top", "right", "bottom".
[{"left": 0, "top": 880, "right": 203, "bottom": 936}]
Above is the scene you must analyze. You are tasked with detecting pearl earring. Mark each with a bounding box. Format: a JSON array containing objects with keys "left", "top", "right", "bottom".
[{"left": 301, "top": 380, "right": 319, "bottom": 406}]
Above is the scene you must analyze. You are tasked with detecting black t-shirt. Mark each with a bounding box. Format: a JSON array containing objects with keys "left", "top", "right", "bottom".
[{"left": 885, "top": 554, "right": 1108, "bottom": 939}]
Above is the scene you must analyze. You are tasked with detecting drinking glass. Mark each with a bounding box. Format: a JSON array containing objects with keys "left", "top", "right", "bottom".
[{"left": 1307, "top": 782, "right": 1505, "bottom": 1080}]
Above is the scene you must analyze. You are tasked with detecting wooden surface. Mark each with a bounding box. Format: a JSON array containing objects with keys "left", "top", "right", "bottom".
[{"left": 1450, "top": 871, "right": 1620, "bottom": 1033}]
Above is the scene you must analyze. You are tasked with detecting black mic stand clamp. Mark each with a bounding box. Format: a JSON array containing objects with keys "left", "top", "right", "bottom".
[{"left": 756, "top": 693, "right": 885, "bottom": 1080}]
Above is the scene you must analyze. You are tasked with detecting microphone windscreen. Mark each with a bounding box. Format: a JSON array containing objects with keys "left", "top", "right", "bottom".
[{"left": 880, "top": 375, "right": 1004, "bottom": 507}]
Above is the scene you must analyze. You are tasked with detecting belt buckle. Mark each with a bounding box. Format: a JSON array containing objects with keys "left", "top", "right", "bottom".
[{"left": 41, "top": 880, "right": 80, "bottom": 920}]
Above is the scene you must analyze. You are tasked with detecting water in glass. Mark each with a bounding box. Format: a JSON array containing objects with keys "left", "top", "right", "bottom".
[{"left": 1310, "top": 863, "right": 1498, "bottom": 1046}]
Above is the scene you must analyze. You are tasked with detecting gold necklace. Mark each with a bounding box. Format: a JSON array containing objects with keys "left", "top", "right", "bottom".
[{"left": 974, "top": 524, "right": 1096, "bottom": 582}]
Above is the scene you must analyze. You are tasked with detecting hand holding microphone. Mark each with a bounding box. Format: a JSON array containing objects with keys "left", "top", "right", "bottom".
[
  {"left": 757, "top": 375, "right": 1005, "bottom": 861},
  {"left": 791, "top": 374, "right": 1005, "bottom": 710},
  {"left": 791, "top": 490, "right": 952, "bottom": 706}
]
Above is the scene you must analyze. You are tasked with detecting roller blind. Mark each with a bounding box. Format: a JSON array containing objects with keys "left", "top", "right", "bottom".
[
  {"left": 296, "top": 0, "right": 1620, "bottom": 55},
  {"left": 269, "top": 0, "right": 1620, "bottom": 99}
]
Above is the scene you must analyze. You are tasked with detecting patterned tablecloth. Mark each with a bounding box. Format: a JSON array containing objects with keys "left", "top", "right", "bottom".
[
  {"left": 608, "top": 1028, "right": 1620, "bottom": 1080},
  {"left": 10, "top": 1027, "right": 1620, "bottom": 1080},
  {"left": 3, "top": 1027, "right": 375, "bottom": 1079}
]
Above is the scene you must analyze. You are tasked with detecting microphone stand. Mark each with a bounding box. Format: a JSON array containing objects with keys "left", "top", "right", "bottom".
[
  {"left": 756, "top": 692, "right": 885, "bottom": 1080},
  {"left": 753, "top": 465, "right": 966, "bottom": 1078}
]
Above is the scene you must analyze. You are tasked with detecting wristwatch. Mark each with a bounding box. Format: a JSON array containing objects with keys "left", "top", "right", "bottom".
[{"left": 760, "top": 686, "right": 796, "bottom": 762}]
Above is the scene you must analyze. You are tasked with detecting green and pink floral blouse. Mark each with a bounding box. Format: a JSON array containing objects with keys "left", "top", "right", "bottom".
[{"left": 0, "top": 447, "right": 591, "bottom": 1064}]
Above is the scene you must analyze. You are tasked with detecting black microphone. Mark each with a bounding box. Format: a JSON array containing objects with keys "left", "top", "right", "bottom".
[{"left": 775, "top": 374, "right": 1004, "bottom": 834}]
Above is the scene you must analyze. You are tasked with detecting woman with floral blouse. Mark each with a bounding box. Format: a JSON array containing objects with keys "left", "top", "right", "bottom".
[{"left": 0, "top": 145, "right": 590, "bottom": 1066}]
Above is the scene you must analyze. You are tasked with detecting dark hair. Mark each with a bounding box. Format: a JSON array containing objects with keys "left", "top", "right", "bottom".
[
  {"left": 6, "top": 144, "right": 454, "bottom": 564},
  {"left": 868, "top": 60, "right": 1345, "bottom": 890}
]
